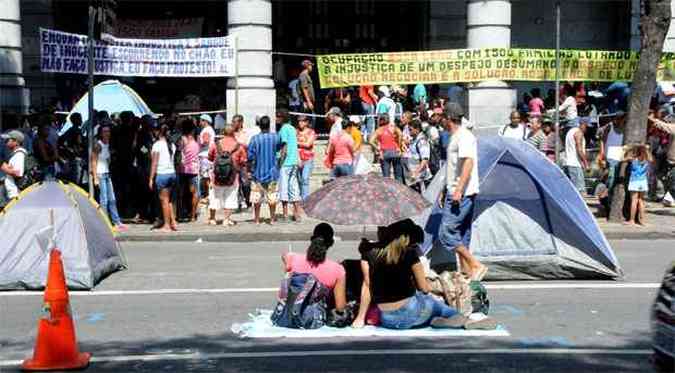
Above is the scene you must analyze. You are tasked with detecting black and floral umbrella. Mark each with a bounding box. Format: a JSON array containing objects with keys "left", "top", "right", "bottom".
[{"left": 303, "top": 174, "right": 431, "bottom": 226}]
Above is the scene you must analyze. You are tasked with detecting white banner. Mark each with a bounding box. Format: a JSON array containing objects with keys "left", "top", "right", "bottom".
[
  {"left": 40, "top": 28, "right": 235, "bottom": 78},
  {"left": 115, "top": 18, "right": 204, "bottom": 38}
]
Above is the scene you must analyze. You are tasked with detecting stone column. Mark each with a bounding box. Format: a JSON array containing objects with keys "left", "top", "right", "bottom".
[
  {"left": 0, "top": 0, "right": 29, "bottom": 118},
  {"left": 466, "top": 0, "right": 515, "bottom": 135},
  {"left": 227, "top": 0, "right": 275, "bottom": 129}
]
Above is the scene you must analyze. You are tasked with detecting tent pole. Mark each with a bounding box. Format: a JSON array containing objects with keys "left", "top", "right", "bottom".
[{"left": 87, "top": 1, "right": 96, "bottom": 197}]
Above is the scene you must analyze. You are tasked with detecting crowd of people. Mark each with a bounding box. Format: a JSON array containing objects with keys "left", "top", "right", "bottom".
[
  {"left": 288, "top": 62, "right": 675, "bottom": 224},
  {"left": 2, "top": 62, "right": 675, "bottom": 229}
]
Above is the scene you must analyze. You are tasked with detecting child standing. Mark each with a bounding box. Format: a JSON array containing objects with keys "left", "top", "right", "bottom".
[{"left": 625, "top": 145, "right": 652, "bottom": 226}]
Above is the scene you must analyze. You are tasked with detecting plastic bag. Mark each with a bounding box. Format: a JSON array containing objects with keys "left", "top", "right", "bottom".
[{"left": 353, "top": 153, "right": 372, "bottom": 175}]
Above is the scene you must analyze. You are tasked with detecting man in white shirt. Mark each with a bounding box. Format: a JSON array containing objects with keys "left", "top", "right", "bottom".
[
  {"left": 499, "top": 111, "right": 529, "bottom": 140},
  {"left": 597, "top": 111, "right": 626, "bottom": 192},
  {"left": 438, "top": 107, "right": 488, "bottom": 282},
  {"left": 326, "top": 107, "right": 344, "bottom": 140},
  {"left": 375, "top": 86, "right": 397, "bottom": 123},
  {"left": 564, "top": 119, "right": 589, "bottom": 195},
  {"left": 1, "top": 130, "right": 26, "bottom": 199},
  {"left": 198, "top": 114, "right": 216, "bottom": 201}
]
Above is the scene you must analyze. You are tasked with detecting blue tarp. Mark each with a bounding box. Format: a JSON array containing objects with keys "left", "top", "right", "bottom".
[{"left": 416, "top": 136, "right": 622, "bottom": 280}]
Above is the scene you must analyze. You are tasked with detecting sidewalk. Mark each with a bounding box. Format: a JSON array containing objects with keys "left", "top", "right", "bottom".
[{"left": 117, "top": 200, "right": 675, "bottom": 242}]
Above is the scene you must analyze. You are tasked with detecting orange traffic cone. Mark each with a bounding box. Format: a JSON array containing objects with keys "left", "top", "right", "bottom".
[{"left": 22, "top": 249, "right": 91, "bottom": 371}]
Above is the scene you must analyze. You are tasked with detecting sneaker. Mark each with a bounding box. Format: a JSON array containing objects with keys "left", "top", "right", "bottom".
[
  {"left": 115, "top": 224, "right": 129, "bottom": 233},
  {"left": 464, "top": 317, "right": 498, "bottom": 330},
  {"left": 430, "top": 315, "right": 468, "bottom": 329}
]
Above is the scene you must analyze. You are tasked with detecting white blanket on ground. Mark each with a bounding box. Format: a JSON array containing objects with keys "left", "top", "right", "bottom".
[{"left": 231, "top": 310, "right": 509, "bottom": 338}]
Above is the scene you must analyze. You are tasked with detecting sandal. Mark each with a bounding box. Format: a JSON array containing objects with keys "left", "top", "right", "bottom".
[
  {"left": 222, "top": 219, "right": 237, "bottom": 227},
  {"left": 208, "top": 219, "right": 218, "bottom": 226}
]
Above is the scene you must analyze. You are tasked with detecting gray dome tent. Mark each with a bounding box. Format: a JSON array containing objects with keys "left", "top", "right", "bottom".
[
  {"left": 415, "top": 136, "right": 622, "bottom": 280},
  {"left": 0, "top": 182, "right": 126, "bottom": 290}
]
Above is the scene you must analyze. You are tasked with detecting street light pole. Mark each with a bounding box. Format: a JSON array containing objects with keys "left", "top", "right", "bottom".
[
  {"left": 87, "top": 1, "right": 96, "bottom": 197},
  {"left": 554, "top": 1, "right": 561, "bottom": 165}
]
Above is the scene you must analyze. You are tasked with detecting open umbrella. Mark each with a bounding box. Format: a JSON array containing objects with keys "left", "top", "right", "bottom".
[{"left": 303, "top": 174, "right": 431, "bottom": 226}]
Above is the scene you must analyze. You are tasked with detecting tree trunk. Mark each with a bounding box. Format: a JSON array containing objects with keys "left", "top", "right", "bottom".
[{"left": 608, "top": 0, "right": 671, "bottom": 222}]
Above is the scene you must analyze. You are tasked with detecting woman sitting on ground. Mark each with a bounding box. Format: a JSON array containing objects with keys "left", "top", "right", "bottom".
[
  {"left": 281, "top": 223, "right": 347, "bottom": 311},
  {"left": 352, "top": 224, "right": 465, "bottom": 329}
]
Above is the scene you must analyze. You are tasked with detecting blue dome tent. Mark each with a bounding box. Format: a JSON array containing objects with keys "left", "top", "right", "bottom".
[
  {"left": 414, "top": 136, "right": 622, "bottom": 280},
  {"left": 59, "top": 80, "right": 155, "bottom": 136}
]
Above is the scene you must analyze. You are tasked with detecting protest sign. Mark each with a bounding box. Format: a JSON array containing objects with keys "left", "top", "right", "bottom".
[
  {"left": 317, "top": 48, "right": 675, "bottom": 88},
  {"left": 40, "top": 28, "right": 235, "bottom": 77}
]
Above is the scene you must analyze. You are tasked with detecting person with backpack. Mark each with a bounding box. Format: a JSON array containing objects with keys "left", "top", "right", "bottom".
[
  {"left": 207, "top": 123, "right": 247, "bottom": 227},
  {"left": 280, "top": 223, "right": 347, "bottom": 313},
  {"left": 149, "top": 124, "right": 178, "bottom": 232},
  {"left": 91, "top": 125, "right": 128, "bottom": 232},
  {"left": 408, "top": 120, "right": 433, "bottom": 193},
  {"left": 1, "top": 130, "right": 26, "bottom": 200}
]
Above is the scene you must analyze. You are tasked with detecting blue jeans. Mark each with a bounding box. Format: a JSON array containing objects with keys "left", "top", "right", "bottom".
[
  {"left": 380, "top": 292, "right": 458, "bottom": 330},
  {"left": 565, "top": 166, "right": 586, "bottom": 194},
  {"left": 97, "top": 173, "right": 122, "bottom": 225},
  {"left": 381, "top": 153, "right": 405, "bottom": 184},
  {"left": 361, "top": 102, "right": 375, "bottom": 140},
  {"left": 334, "top": 163, "right": 354, "bottom": 178},
  {"left": 299, "top": 159, "right": 314, "bottom": 200},
  {"left": 439, "top": 194, "right": 475, "bottom": 252}
]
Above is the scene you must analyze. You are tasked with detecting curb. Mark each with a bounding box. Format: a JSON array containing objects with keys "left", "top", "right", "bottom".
[{"left": 116, "top": 229, "right": 675, "bottom": 243}]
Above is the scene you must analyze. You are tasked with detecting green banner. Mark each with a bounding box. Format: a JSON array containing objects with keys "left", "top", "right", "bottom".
[{"left": 317, "top": 48, "right": 675, "bottom": 88}]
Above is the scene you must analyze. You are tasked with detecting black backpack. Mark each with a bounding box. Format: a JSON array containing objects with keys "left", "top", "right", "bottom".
[
  {"left": 419, "top": 131, "right": 441, "bottom": 176},
  {"left": 271, "top": 273, "right": 329, "bottom": 329},
  {"left": 13, "top": 149, "right": 42, "bottom": 191},
  {"left": 213, "top": 141, "right": 239, "bottom": 185}
]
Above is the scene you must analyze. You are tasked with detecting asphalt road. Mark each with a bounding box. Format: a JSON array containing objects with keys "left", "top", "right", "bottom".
[{"left": 0, "top": 239, "right": 672, "bottom": 373}]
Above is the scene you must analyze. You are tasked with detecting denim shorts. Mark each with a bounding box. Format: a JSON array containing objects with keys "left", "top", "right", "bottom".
[
  {"left": 439, "top": 193, "right": 475, "bottom": 251},
  {"left": 379, "top": 292, "right": 458, "bottom": 330},
  {"left": 155, "top": 173, "right": 177, "bottom": 191},
  {"left": 278, "top": 166, "right": 300, "bottom": 202}
]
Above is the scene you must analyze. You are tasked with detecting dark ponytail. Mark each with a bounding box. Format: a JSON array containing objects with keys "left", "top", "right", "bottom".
[
  {"left": 307, "top": 223, "right": 335, "bottom": 266},
  {"left": 306, "top": 237, "right": 329, "bottom": 267}
]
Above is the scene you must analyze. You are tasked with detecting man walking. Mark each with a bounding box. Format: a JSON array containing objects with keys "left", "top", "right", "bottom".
[
  {"left": 298, "top": 60, "right": 315, "bottom": 114},
  {"left": 247, "top": 116, "right": 280, "bottom": 225},
  {"left": 564, "top": 119, "right": 589, "bottom": 195},
  {"left": 276, "top": 110, "right": 302, "bottom": 222},
  {"left": 439, "top": 106, "right": 488, "bottom": 281}
]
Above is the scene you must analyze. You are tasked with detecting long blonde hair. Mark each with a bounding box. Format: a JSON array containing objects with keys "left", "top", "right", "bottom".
[{"left": 376, "top": 235, "right": 410, "bottom": 265}]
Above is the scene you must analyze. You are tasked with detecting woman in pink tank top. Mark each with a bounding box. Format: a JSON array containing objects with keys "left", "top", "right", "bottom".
[
  {"left": 179, "top": 119, "right": 201, "bottom": 221},
  {"left": 281, "top": 223, "right": 347, "bottom": 311},
  {"left": 370, "top": 115, "right": 405, "bottom": 183}
]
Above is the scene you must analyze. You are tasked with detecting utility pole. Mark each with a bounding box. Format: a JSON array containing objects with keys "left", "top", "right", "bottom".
[
  {"left": 554, "top": 2, "right": 561, "bottom": 165},
  {"left": 87, "top": 1, "right": 96, "bottom": 197}
]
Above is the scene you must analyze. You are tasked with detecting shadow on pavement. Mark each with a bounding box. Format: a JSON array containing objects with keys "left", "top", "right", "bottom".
[{"left": 1, "top": 333, "right": 658, "bottom": 373}]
